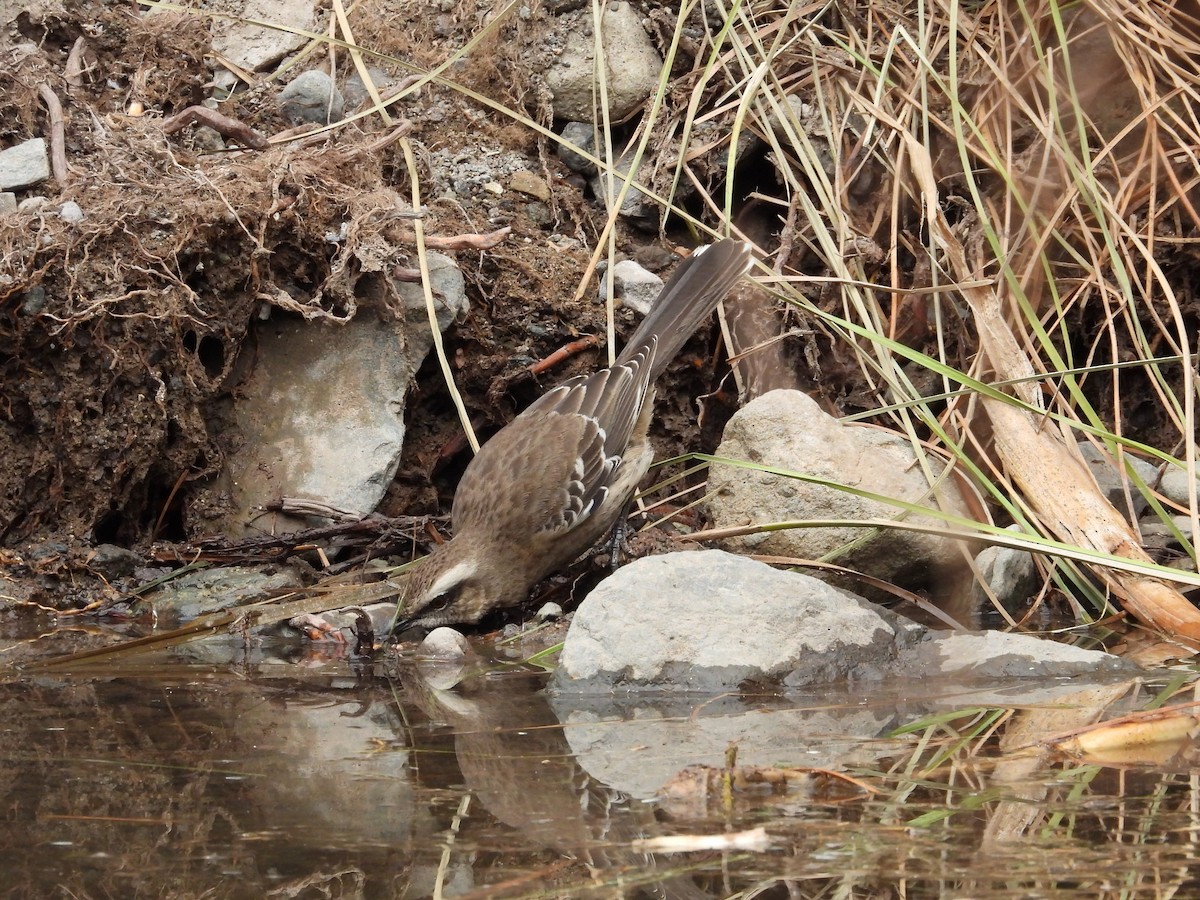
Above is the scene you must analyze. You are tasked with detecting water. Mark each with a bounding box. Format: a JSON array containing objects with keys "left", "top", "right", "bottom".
[{"left": 0, "top": 633, "right": 1196, "bottom": 899}]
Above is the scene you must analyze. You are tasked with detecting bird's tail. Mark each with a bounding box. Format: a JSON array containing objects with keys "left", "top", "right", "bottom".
[{"left": 615, "top": 238, "right": 754, "bottom": 381}]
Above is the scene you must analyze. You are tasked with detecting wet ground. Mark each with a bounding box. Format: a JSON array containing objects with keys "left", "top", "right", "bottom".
[{"left": 2, "top": 631, "right": 1197, "bottom": 899}]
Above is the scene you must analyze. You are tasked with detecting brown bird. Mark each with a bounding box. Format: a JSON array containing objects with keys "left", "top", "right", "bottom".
[{"left": 391, "top": 238, "right": 753, "bottom": 632}]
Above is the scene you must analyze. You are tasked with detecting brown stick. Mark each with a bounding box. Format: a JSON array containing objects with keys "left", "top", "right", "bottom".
[
  {"left": 64, "top": 37, "right": 91, "bottom": 88},
  {"left": 162, "top": 105, "right": 270, "bottom": 150},
  {"left": 528, "top": 333, "right": 600, "bottom": 375},
  {"left": 37, "top": 83, "right": 68, "bottom": 186},
  {"left": 418, "top": 226, "right": 511, "bottom": 251}
]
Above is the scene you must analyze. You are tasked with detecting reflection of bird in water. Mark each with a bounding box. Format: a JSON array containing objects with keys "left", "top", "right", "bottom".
[{"left": 405, "top": 663, "right": 714, "bottom": 899}]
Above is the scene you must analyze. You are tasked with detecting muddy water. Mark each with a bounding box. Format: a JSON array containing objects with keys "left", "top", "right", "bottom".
[{"left": 0, "top": 638, "right": 1196, "bottom": 899}]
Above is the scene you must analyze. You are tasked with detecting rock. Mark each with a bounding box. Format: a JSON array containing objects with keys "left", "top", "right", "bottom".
[
  {"left": 509, "top": 169, "right": 551, "bottom": 201},
  {"left": 972, "top": 534, "right": 1040, "bottom": 617},
  {"left": 202, "top": 251, "right": 467, "bottom": 537},
  {"left": 588, "top": 146, "right": 659, "bottom": 229},
  {"left": 524, "top": 200, "right": 552, "bottom": 226},
  {"left": 536, "top": 601, "right": 563, "bottom": 622},
  {"left": 553, "top": 651, "right": 1136, "bottom": 802},
  {"left": 554, "top": 550, "right": 921, "bottom": 691},
  {"left": 1077, "top": 442, "right": 1158, "bottom": 519},
  {"left": 279, "top": 70, "right": 345, "bottom": 125},
  {"left": 17, "top": 196, "right": 48, "bottom": 213},
  {"left": 1160, "top": 466, "right": 1199, "bottom": 507},
  {"left": 545, "top": 2, "right": 663, "bottom": 122},
  {"left": 900, "top": 630, "right": 1138, "bottom": 681},
  {"left": 598, "top": 259, "right": 662, "bottom": 315},
  {"left": 0, "top": 192, "right": 16, "bottom": 214},
  {"left": 88, "top": 544, "right": 142, "bottom": 579},
  {"left": 706, "top": 389, "right": 974, "bottom": 604},
  {"left": 58, "top": 200, "right": 84, "bottom": 223},
  {"left": 552, "top": 550, "right": 1136, "bottom": 692},
  {"left": 418, "top": 627, "right": 473, "bottom": 660},
  {"left": 138, "top": 565, "right": 303, "bottom": 625},
  {"left": 0, "top": 138, "right": 49, "bottom": 190},
  {"left": 210, "top": 0, "right": 316, "bottom": 72},
  {"left": 342, "top": 66, "right": 392, "bottom": 109},
  {"left": 556, "top": 121, "right": 597, "bottom": 174}
]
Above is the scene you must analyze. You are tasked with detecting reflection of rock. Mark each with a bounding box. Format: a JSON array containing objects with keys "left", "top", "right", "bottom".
[
  {"left": 551, "top": 692, "right": 897, "bottom": 800},
  {"left": 706, "top": 389, "right": 975, "bottom": 610},
  {"left": 407, "top": 667, "right": 710, "bottom": 896},
  {"left": 0, "top": 675, "right": 425, "bottom": 897}
]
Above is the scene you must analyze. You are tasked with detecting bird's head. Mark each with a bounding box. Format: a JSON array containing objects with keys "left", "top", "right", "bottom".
[{"left": 389, "top": 537, "right": 517, "bottom": 634}]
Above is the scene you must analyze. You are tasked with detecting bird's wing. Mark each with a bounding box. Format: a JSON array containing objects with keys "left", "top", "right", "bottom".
[{"left": 452, "top": 347, "right": 653, "bottom": 540}]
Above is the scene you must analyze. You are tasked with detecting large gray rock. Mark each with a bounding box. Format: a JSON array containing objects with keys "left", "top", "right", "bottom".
[
  {"left": 209, "top": 0, "right": 316, "bottom": 72},
  {"left": 553, "top": 550, "right": 1136, "bottom": 692},
  {"left": 554, "top": 550, "right": 921, "bottom": 691},
  {"left": 706, "top": 389, "right": 974, "bottom": 603},
  {"left": 545, "top": 2, "right": 662, "bottom": 122},
  {"left": 205, "top": 251, "right": 466, "bottom": 537}
]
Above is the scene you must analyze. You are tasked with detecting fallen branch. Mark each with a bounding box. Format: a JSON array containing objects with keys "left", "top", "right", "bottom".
[
  {"left": 162, "top": 105, "right": 269, "bottom": 150},
  {"left": 414, "top": 226, "right": 512, "bottom": 251},
  {"left": 528, "top": 333, "right": 600, "bottom": 375},
  {"left": 37, "top": 83, "right": 68, "bottom": 186}
]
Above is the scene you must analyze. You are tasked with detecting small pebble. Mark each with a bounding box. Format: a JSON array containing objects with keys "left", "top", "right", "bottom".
[
  {"left": 59, "top": 200, "right": 84, "bottom": 223},
  {"left": 536, "top": 602, "right": 564, "bottom": 622}
]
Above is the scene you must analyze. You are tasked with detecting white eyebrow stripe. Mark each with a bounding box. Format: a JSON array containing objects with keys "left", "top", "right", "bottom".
[{"left": 425, "top": 560, "right": 478, "bottom": 600}]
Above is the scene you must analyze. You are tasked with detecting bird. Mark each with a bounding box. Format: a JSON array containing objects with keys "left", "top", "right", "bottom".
[{"left": 390, "top": 238, "right": 754, "bottom": 632}]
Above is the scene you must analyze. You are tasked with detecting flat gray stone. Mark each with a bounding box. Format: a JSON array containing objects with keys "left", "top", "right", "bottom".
[
  {"left": 203, "top": 252, "right": 466, "bottom": 537},
  {"left": 138, "top": 565, "right": 303, "bottom": 625},
  {"left": 209, "top": 0, "right": 315, "bottom": 72},
  {"left": 0, "top": 138, "right": 49, "bottom": 190}
]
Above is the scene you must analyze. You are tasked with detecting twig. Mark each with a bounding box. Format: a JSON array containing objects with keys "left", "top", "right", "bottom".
[
  {"left": 162, "top": 105, "right": 269, "bottom": 150},
  {"left": 64, "top": 37, "right": 92, "bottom": 88},
  {"left": 528, "top": 333, "right": 600, "bottom": 375},
  {"left": 416, "top": 226, "right": 512, "bottom": 251},
  {"left": 37, "top": 83, "right": 68, "bottom": 186}
]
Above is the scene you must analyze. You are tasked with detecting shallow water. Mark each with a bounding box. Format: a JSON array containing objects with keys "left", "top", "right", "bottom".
[{"left": 1, "top": 634, "right": 1197, "bottom": 899}]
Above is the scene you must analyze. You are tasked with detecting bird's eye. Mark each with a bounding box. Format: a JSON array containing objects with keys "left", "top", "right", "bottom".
[{"left": 424, "top": 585, "right": 460, "bottom": 614}]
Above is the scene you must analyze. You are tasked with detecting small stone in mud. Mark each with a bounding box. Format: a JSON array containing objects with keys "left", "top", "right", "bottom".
[
  {"left": 279, "top": 71, "right": 345, "bottom": 125},
  {"left": 418, "top": 627, "right": 473, "bottom": 660},
  {"left": 509, "top": 170, "right": 551, "bottom": 201}
]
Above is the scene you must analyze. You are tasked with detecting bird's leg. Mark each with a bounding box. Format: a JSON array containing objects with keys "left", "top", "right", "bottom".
[{"left": 605, "top": 499, "right": 639, "bottom": 570}]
